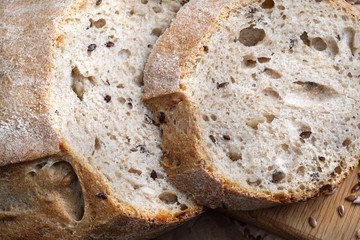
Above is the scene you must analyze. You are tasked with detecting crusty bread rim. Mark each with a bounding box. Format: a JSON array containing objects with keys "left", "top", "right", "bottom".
[
  {"left": 0, "top": 1, "right": 201, "bottom": 238},
  {"left": 143, "top": 0, "right": 360, "bottom": 208}
]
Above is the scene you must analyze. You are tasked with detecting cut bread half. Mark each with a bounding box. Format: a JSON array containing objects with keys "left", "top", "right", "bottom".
[
  {"left": 0, "top": 0, "right": 201, "bottom": 239},
  {"left": 144, "top": 0, "right": 360, "bottom": 210}
]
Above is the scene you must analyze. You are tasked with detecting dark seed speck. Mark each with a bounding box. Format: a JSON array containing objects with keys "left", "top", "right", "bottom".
[
  {"left": 310, "top": 172, "right": 319, "bottom": 178},
  {"left": 105, "top": 41, "right": 115, "bottom": 47},
  {"left": 249, "top": 8, "right": 257, "bottom": 14},
  {"left": 352, "top": 183, "right": 360, "bottom": 193},
  {"left": 223, "top": 135, "right": 231, "bottom": 140},
  {"left": 150, "top": 170, "right": 157, "bottom": 180},
  {"left": 96, "top": 0, "right": 102, "bottom": 5},
  {"left": 289, "top": 39, "right": 295, "bottom": 49},
  {"left": 300, "top": 131, "right": 312, "bottom": 139},
  {"left": 96, "top": 192, "right": 107, "bottom": 199},
  {"left": 88, "top": 44, "right": 97, "bottom": 51},
  {"left": 309, "top": 216, "right": 317, "bottom": 228},
  {"left": 159, "top": 112, "right": 166, "bottom": 124},
  {"left": 104, "top": 95, "right": 111, "bottom": 103},
  {"left": 217, "top": 82, "right": 229, "bottom": 89}
]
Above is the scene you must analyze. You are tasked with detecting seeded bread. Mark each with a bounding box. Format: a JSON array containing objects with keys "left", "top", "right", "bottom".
[
  {"left": 0, "top": 0, "right": 201, "bottom": 239},
  {"left": 143, "top": 0, "right": 360, "bottom": 210}
]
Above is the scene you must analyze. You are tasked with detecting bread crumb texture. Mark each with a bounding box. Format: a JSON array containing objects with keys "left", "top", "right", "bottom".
[
  {"left": 1, "top": 0, "right": 200, "bottom": 239},
  {"left": 190, "top": 0, "right": 360, "bottom": 200},
  {"left": 144, "top": 0, "right": 360, "bottom": 207},
  {"left": 51, "top": 0, "right": 196, "bottom": 217}
]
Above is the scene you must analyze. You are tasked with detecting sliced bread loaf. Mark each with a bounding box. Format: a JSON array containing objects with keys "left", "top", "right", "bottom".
[
  {"left": 144, "top": 0, "right": 360, "bottom": 210},
  {"left": 0, "top": 0, "right": 201, "bottom": 239}
]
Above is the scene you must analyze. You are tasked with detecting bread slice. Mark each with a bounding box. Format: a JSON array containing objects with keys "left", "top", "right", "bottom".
[
  {"left": 143, "top": 0, "right": 360, "bottom": 210},
  {"left": 0, "top": 0, "right": 201, "bottom": 239}
]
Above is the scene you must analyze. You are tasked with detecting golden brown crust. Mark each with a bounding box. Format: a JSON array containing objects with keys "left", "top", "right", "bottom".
[
  {"left": 0, "top": 0, "right": 82, "bottom": 165},
  {"left": 0, "top": 152, "right": 201, "bottom": 240},
  {"left": 143, "top": 0, "right": 360, "bottom": 210},
  {"left": 143, "top": 0, "right": 238, "bottom": 100},
  {"left": 145, "top": 93, "right": 279, "bottom": 210}
]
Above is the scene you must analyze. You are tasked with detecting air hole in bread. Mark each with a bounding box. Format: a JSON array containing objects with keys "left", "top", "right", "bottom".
[
  {"left": 127, "top": 102, "right": 133, "bottom": 110},
  {"left": 1, "top": 216, "right": 16, "bottom": 225},
  {"left": 151, "top": 28, "right": 162, "bottom": 37},
  {"left": 116, "top": 83, "right": 124, "bottom": 89},
  {"left": 238, "top": 26, "right": 265, "bottom": 47},
  {"left": 210, "top": 114, "right": 217, "bottom": 121},
  {"left": 227, "top": 149, "right": 242, "bottom": 161},
  {"left": 49, "top": 161, "right": 84, "bottom": 221},
  {"left": 246, "top": 116, "right": 266, "bottom": 130},
  {"left": 300, "top": 31, "right": 310, "bottom": 46},
  {"left": 27, "top": 171, "right": 36, "bottom": 178},
  {"left": 261, "top": 0, "right": 275, "bottom": 9},
  {"left": 153, "top": 6, "right": 162, "bottom": 13},
  {"left": 328, "top": 38, "right": 339, "bottom": 55},
  {"left": 293, "top": 81, "right": 338, "bottom": 98},
  {"left": 272, "top": 171, "right": 285, "bottom": 183},
  {"left": 258, "top": 57, "right": 271, "bottom": 63},
  {"left": 128, "top": 8, "right": 135, "bottom": 16},
  {"left": 247, "top": 177, "right": 261, "bottom": 186},
  {"left": 264, "top": 114, "right": 276, "bottom": 123},
  {"left": 118, "top": 97, "right": 126, "bottom": 104},
  {"left": 251, "top": 73, "right": 258, "bottom": 80},
  {"left": 334, "top": 166, "right": 342, "bottom": 174},
  {"left": 297, "top": 166, "right": 305, "bottom": 175},
  {"left": 209, "top": 135, "right": 216, "bottom": 144},
  {"left": 264, "top": 68, "right": 282, "bottom": 79},
  {"left": 312, "top": 37, "right": 327, "bottom": 51},
  {"left": 93, "top": 18, "right": 106, "bottom": 28},
  {"left": 342, "top": 138, "right": 352, "bottom": 147},
  {"left": 128, "top": 168, "right": 142, "bottom": 175},
  {"left": 71, "top": 67, "right": 95, "bottom": 101},
  {"left": 263, "top": 88, "right": 282, "bottom": 100},
  {"left": 107, "top": 133, "right": 117, "bottom": 140},
  {"left": 281, "top": 144, "right": 289, "bottom": 151},
  {"left": 159, "top": 192, "right": 178, "bottom": 204},
  {"left": 203, "top": 46, "right": 209, "bottom": 53},
  {"left": 141, "top": 0, "right": 148, "bottom": 4},
  {"left": 243, "top": 57, "right": 257, "bottom": 68},
  {"left": 203, "top": 115, "right": 209, "bottom": 121},
  {"left": 119, "top": 49, "right": 131, "bottom": 59},
  {"left": 344, "top": 27, "right": 357, "bottom": 55},
  {"left": 179, "top": 204, "right": 188, "bottom": 211},
  {"left": 35, "top": 162, "right": 47, "bottom": 170},
  {"left": 136, "top": 73, "right": 144, "bottom": 87},
  {"left": 94, "top": 137, "right": 101, "bottom": 150}
]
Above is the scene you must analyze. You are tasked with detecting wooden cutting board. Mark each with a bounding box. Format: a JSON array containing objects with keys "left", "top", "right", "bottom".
[{"left": 230, "top": 165, "right": 360, "bottom": 240}]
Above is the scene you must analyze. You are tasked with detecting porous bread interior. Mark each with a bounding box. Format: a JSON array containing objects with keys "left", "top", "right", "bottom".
[
  {"left": 186, "top": 0, "right": 360, "bottom": 199},
  {"left": 50, "top": 0, "right": 196, "bottom": 216}
]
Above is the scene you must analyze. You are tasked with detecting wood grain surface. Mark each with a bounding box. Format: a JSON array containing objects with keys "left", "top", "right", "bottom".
[{"left": 230, "top": 165, "right": 360, "bottom": 240}]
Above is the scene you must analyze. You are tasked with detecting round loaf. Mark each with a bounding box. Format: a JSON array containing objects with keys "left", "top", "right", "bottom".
[
  {"left": 144, "top": 0, "right": 360, "bottom": 210},
  {"left": 0, "top": 0, "right": 201, "bottom": 239}
]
